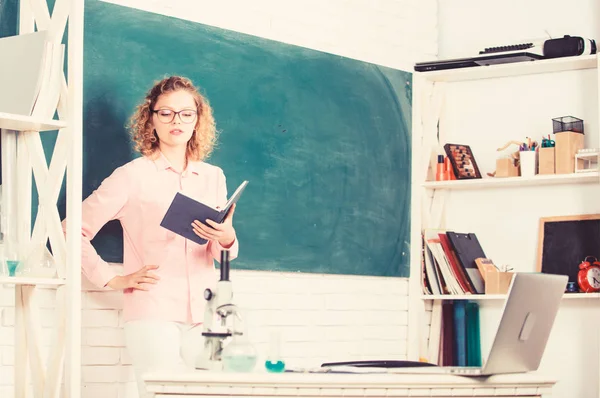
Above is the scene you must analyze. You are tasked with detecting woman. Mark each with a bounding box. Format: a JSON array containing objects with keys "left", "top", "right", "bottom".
[{"left": 72, "top": 76, "right": 238, "bottom": 397}]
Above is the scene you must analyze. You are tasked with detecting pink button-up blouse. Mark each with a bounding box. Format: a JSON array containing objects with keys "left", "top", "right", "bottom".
[{"left": 73, "top": 153, "right": 239, "bottom": 324}]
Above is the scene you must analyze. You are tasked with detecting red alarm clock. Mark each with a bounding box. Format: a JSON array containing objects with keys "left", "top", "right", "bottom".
[{"left": 577, "top": 256, "right": 600, "bottom": 293}]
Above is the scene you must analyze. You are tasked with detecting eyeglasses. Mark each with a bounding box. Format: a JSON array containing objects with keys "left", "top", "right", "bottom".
[{"left": 152, "top": 109, "right": 198, "bottom": 124}]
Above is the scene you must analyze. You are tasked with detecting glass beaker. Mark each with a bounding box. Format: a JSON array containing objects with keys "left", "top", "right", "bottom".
[
  {"left": 221, "top": 332, "right": 258, "bottom": 373},
  {"left": 221, "top": 310, "right": 257, "bottom": 373},
  {"left": 34, "top": 247, "right": 57, "bottom": 278},
  {"left": 0, "top": 212, "right": 9, "bottom": 276},
  {"left": 0, "top": 239, "right": 9, "bottom": 277},
  {"left": 4, "top": 239, "right": 20, "bottom": 277},
  {"left": 264, "top": 331, "right": 286, "bottom": 373},
  {"left": 18, "top": 245, "right": 56, "bottom": 278},
  {"left": 1, "top": 213, "right": 24, "bottom": 277}
]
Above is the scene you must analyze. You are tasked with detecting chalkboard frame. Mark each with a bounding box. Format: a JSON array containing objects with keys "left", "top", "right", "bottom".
[
  {"left": 69, "top": 0, "right": 414, "bottom": 278},
  {"left": 536, "top": 213, "right": 600, "bottom": 281}
]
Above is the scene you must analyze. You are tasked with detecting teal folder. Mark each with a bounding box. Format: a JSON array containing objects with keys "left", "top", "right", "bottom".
[{"left": 466, "top": 301, "right": 482, "bottom": 366}]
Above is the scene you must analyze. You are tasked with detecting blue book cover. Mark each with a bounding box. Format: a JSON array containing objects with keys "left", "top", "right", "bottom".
[
  {"left": 466, "top": 301, "right": 482, "bottom": 366},
  {"left": 160, "top": 180, "right": 248, "bottom": 245},
  {"left": 453, "top": 300, "right": 467, "bottom": 367}
]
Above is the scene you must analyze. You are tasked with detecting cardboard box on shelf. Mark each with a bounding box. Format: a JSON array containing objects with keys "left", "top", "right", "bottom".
[
  {"left": 555, "top": 131, "right": 584, "bottom": 174},
  {"left": 485, "top": 271, "right": 514, "bottom": 294},
  {"left": 538, "top": 147, "right": 555, "bottom": 175},
  {"left": 496, "top": 157, "right": 519, "bottom": 177},
  {"left": 475, "top": 257, "right": 515, "bottom": 295}
]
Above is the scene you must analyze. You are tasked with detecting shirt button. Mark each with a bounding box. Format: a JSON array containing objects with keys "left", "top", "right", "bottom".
[{"left": 188, "top": 248, "right": 193, "bottom": 253}]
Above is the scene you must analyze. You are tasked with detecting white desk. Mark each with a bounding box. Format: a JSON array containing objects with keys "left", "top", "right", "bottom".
[{"left": 144, "top": 370, "right": 556, "bottom": 397}]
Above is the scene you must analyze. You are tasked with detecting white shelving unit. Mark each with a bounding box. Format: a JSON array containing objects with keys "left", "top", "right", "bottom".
[
  {"left": 0, "top": 113, "right": 67, "bottom": 132},
  {"left": 420, "top": 54, "right": 597, "bottom": 83},
  {"left": 421, "top": 292, "right": 600, "bottom": 301},
  {"left": 0, "top": 0, "right": 83, "bottom": 397},
  {"left": 422, "top": 171, "right": 600, "bottom": 190},
  {"left": 408, "top": 54, "right": 600, "bottom": 396},
  {"left": 0, "top": 276, "right": 66, "bottom": 286},
  {"left": 421, "top": 294, "right": 506, "bottom": 301}
]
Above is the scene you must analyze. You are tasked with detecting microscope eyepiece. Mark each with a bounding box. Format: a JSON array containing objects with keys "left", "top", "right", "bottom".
[{"left": 220, "top": 250, "right": 230, "bottom": 281}]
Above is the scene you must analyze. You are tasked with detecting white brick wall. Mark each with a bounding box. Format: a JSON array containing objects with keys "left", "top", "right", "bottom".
[
  {"left": 0, "top": 267, "right": 409, "bottom": 397},
  {"left": 233, "top": 270, "right": 409, "bottom": 367},
  {"left": 0, "top": 0, "right": 438, "bottom": 396}
]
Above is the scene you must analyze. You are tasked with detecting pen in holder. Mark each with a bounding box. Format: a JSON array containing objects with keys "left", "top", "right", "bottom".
[
  {"left": 520, "top": 151, "right": 537, "bottom": 177},
  {"left": 538, "top": 135, "right": 556, "bottom": 175},
  {"left": 492, "top": 141, "right": 521, "bottom": 178},
  {"left": 519, "top": 139, "right": 538, "bottom": 177}
]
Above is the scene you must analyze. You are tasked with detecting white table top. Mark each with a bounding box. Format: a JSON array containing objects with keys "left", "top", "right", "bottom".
[{"left": 144, "top": 369, "right": 557, "bottom": 397}]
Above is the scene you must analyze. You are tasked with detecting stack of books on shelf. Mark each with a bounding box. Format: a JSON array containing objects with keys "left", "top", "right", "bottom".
[
  {"left": 421, "top": 229, "right": 487, "bottom": 295},
  {"left": 428, "top": 300, "right": 481, "bottom": 366},
  {"left": 421, "top": 229, "right": 487, "bottom": 365}
]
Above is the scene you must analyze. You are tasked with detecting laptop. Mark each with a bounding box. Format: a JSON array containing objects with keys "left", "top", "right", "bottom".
[
  {"left": 413, "top": 52, "right": 544, "bottom": 72},
  {"left": 390, "top": 272, "right": 568, "bottom": 376}
]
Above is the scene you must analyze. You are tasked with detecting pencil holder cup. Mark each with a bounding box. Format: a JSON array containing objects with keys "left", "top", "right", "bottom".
[
  {"left": 538, "top": 147, "right": 555, "bottom": 175},
  {"left": 485, "top": 272, "right": 515, "bottom": 294},
  {"left": 519, "top": 150, "right": 537, "bottom": 177}
]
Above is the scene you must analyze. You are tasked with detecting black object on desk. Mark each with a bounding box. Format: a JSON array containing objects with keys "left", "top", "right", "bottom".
[{"left": 321, "top": 360, "right": 437, "bottom": 368}]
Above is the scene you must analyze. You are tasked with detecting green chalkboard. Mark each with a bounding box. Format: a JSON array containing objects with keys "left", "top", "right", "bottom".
[
  {"left": 0, "top": 0, "right": 16, "bottom": 39},
  {"left": 12, "top": 0, "right": 413, "bottom": 277}
]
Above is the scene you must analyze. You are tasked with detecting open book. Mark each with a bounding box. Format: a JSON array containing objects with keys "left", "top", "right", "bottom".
[{"left": 160, "top": 180, "right": 248, "bottom": 245}]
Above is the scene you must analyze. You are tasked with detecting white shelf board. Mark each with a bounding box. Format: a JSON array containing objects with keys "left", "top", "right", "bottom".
[
  {"left": 423, "top": 171, "right": 599, "bottom": 190},
  {"left": 417, "top": 55, "right": 597, "bottom": 83},
  {"left": 0, "top": 112, "right": 67, "bottom": 132},
  {"left": 422, "top": 293, "right": 600, "bottom": 300},
  {"left": 562, "top": 293, "right": 600, "bottom": 299},
  {"left": 422, "top": 294, "right": 505, "bottom": 300},
  {"left": 0, "top": 276, "right": 66, "bottom": 286}
]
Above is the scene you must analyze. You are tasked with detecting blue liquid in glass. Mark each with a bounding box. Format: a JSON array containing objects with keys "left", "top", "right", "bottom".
[
  {"left": 222, "top": 355, "right": 257, "bottom": 373},
  {"left": 6, "top": 261, "right": 19, "bottom": 277},
  {"left": 265, "top": 360, "right": 285, "bottom": 373}
]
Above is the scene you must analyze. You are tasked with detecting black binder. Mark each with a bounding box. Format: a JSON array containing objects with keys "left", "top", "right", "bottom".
[{"left": 446, "top": 232, "right": 486, "bottom": 294}]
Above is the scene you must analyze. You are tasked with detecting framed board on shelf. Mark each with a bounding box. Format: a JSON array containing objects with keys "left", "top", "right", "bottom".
[{"left": 537, "top": 214, "right": 600, "bottom": 283}]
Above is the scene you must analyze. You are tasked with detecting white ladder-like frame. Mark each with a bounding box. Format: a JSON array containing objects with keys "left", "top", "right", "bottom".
[
  {"left": 407, "top": 75, "right": 447, "bottom": 362},
  {"left": 1, "top": 0, "right": 83, "bottom": 397}
]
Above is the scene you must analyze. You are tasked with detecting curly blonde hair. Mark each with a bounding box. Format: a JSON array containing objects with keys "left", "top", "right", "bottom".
[{"left": 129, "top": 76, "right": 217, "bottom": 161}]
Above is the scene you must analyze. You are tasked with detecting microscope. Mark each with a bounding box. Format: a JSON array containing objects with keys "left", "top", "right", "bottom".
[{"left": 196, "top": 250, "right": 243, "bottom": 371}]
